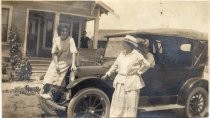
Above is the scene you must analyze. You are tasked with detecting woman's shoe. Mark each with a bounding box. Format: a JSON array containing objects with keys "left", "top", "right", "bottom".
[{"left": 40, "top": 93, "right": 51, "bottom": 99}]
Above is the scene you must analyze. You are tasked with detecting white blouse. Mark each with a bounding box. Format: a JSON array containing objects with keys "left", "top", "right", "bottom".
[
  {"left": 51, "top": 36, "right": 77, "bottom": 54},
  {"left": 106, "top": 49, "right": 151, "bottom": 91},
  {"left": 51, "top": 36, "right": 77, "bottom": 64}
]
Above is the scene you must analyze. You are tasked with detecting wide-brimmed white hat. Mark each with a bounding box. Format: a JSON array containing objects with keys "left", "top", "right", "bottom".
[{"left": 124, "top": 35, "right": 138, "bottom": 47}]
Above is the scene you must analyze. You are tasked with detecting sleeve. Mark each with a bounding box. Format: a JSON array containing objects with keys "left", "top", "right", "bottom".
[
  {"left": 138, "top": 52, "right": 150, "bottom": 67},
  {"left": 106, "top": 53, "right": 121, "bottom": 76},
  {"left": 137, "top": 52, "right": 151, "bottom": 75},
  {"left": 70, "top": 38, "right": 78, "bottom": 53},
  {"left": 51, "top": 38, "right": 58, "bottom": 54}
]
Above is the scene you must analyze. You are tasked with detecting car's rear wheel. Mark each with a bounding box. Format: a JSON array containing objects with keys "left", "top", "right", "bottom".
[
  {"left": 67, "top": 88, "right": 110, "bottom": 118},
  {"left": 185, "top": 87, "right": 208, "bottom": 117}
]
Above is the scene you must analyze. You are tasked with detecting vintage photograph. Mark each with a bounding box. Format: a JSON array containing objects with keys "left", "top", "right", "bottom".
[{"left": 1, "top": 0, "right": 208, "bottom": 118}]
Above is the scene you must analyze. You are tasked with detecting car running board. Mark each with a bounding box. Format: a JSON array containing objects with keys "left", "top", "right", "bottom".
[{"left": 139, "top": 104, "right": 185, "bottom": 112}]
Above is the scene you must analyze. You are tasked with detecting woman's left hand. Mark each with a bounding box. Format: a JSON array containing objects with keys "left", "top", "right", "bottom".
[{"left": 71, "top": 65, "right": 77, "bottom": 72}]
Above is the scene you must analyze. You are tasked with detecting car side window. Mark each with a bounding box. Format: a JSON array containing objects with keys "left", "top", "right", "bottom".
[
  {"left": 180, "top": 44, "right": 191, "bottom": 52},
  {"left": 192, "top": 41, "right": 208, "bottom": 66},
  {"left": 154, "top": 40, "right": 163, "bottom": 54}
]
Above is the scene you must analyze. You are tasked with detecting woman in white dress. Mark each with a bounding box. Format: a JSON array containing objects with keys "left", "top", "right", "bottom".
[
  {"left": 40, "top": 24, "right": 77, "bottom": 99},
  {"left": 102, "top": 35, "right": 151, "bottom": 117}
]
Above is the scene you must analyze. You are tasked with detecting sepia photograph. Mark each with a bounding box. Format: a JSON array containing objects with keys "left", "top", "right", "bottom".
[{"left": 1, "top": 0, "right": 209, "bottom": 118}]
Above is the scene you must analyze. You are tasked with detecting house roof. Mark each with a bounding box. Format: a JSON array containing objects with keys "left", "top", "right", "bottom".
[
  {"left": 95, "top": 1, "right": 114, "bottom": 15},
  {"left": 95, "top": 1, "right": 120, "bottom": 19},
  {"left": 105, "top": 28, "right": 208, "bottom": 41}
]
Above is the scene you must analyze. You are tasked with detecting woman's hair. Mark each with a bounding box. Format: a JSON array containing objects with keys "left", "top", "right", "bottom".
[{"left": 57, "top": 24, "right": 70, "bottom": 36}]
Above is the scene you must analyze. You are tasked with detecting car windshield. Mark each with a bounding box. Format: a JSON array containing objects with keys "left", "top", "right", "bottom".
[{"left": 104, "top": 37, "right": 124, "bottom": 58}]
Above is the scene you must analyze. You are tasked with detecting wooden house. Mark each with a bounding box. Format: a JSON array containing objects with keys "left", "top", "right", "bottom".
[{"left": 2, "top": 1, "right": 114, "bottom": 75}]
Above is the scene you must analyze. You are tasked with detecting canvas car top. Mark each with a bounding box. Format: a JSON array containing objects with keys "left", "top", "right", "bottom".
[{"left": 105, "top": 28, "right": 208, "bottom": 41}]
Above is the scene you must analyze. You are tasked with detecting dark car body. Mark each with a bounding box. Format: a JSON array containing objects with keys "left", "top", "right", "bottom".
[{"left": 106, "top": 29, "right": 208, "bottom": 105}]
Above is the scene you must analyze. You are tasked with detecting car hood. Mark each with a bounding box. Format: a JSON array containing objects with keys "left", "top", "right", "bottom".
[{"left": 75, "top": 65, "right": 110, "bottom": 78}]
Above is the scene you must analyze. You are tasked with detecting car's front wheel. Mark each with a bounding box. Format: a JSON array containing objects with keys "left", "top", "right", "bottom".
[
  {"left": 185, "top": 87, "right": 208, "bottom": 117},
  {"left": 67, "top": 88, "right": 110, "bottom": 118}
]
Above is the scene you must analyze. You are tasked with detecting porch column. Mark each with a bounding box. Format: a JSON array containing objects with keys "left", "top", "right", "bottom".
[
  {"left": 93, "top": 8, "right": 100, "bottom": 49},
  {"left": 23, "top": 9, "right": 29, "bottom": 57},
  {"left": 53, "top": 12, "right": 60, "bottom": 39}
]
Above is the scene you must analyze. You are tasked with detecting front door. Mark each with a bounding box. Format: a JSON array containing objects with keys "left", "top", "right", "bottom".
[
  {"left": 27, "top": 10, "right": 55, "bottom": 57},
  {"left": 27, "top": 16, "right": 41, "bottom": 57}
]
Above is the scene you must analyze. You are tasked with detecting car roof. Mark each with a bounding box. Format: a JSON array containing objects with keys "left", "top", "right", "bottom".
[{"left": 105, "top": 28, "right": 208, "bottom": 41}]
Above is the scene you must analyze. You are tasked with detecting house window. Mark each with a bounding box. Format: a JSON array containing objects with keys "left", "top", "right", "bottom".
[
  {"left": 2, "top": 8, "right": 10, "bottom": 42},
  {"left": 40, "top": 12, "right": 55, "bottom": 49},
  {"left": 72, "top": 22, "right": 80, "bottom": 47}
]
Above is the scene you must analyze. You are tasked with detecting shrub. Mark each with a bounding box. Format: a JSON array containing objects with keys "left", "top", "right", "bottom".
[{"left": 8, "top": 27, "right": 32, "bottom": 80}]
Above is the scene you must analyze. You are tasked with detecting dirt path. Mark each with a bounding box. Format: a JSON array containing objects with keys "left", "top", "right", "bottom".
[
  {"left": 2, "top": 93, "right": 45, "bottom": 118},
  {"left": 2, "top": 92, "right": 185, "bottom": 118}
]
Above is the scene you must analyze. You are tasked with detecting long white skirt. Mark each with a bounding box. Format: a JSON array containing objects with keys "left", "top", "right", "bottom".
[
  {"left": 110, "top": 83, "right": 140, "bottom": 118},
  {"left": 43, "top": 60, "right": 69, "bottom": 87}
]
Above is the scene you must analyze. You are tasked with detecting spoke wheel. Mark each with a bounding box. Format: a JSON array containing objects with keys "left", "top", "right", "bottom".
[
  {"left": 185, "top": 87, "right": 208, "bottom": 117},
  {"left": 68, "top": 88, "right": 110, "bottom": 118}
]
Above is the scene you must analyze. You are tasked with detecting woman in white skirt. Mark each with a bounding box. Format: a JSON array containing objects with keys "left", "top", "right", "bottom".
[
  {"left": 102, "top": 35, "right": 151, "bottom": 117},
  {"left": 40, "top": 24, "right": 77, "bottom": 99}
]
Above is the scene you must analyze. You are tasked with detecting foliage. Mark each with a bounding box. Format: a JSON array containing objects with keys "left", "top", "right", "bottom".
[
  {"left": 8, "top": 27, "right": 32, "bottom": 80},
  {"left": 2, "top": 85, "right": 40, "bottom": 96},
  {"left": 95, "top": 47, "right": 105, "bottom": 65}
]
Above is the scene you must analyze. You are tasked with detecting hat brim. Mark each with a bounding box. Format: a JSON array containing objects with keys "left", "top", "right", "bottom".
[{"left": 124, "top": 39, "right": 138, "bottom": 47}]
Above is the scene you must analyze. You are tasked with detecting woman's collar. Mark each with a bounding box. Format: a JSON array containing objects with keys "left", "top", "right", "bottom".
[
  {"left": 123, "top": 49, "right": 135, "bottom": 55},
  {"left": 60, "top": 36, "right": 71, "bottom": 41}
]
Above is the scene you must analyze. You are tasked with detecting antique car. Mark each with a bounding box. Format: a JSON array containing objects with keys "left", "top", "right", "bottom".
[{"left": 39, "top": 29, "right": 208, "bottom": 118}]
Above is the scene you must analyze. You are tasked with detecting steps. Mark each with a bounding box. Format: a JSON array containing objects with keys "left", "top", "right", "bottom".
[{"left": 30, "top": 57, "right": 51, "bottom": 74}]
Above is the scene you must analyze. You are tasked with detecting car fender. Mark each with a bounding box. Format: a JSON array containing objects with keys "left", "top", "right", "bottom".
[
  {"left": 66, "top": 76, "right": 99, "bottom": 89},
  {"left": 177, "top": 77, "right": 208, "bottom": 105},
  {"left": 66, "top": 76, "right": 114, "bottom": 99}
]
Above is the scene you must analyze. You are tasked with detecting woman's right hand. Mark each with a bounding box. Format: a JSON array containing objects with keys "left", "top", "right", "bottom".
[{"left": 101, "top": 74, "right": 109, "bottom": 80}]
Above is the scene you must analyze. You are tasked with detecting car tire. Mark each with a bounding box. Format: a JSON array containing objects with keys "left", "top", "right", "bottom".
[
  {"left": 185, "top": 87, "right": 208, "bottom": 118},
  {"left": 67, "top": 88, "right": 110, "bottom": 118},
  {"left": 39, "top": 96, "right": 66, "bottom": 116}
]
